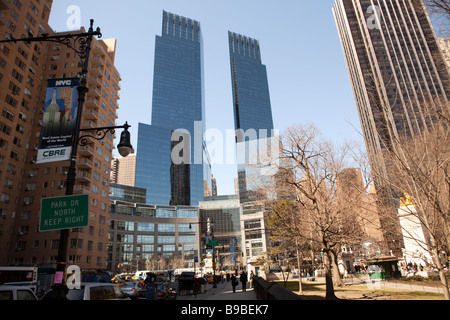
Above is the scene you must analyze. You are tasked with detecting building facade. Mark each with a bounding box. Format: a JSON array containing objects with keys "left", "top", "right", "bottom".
[
  {"left": 333, "top": 0, "right": 449, "bottom": 184},
  {"left": 228, "top": 31, "right": 275, "bottom": 205},
  {"left": 199, "top": 195, "right": 242, "bottom": 272},
  {"left": 108, "top": 183, "right": 200, "bottom": 273},
  {"left": 333, "top": 0, "right": 450, "bottom": 252},
  {"left": 108, "top": 187, "right": 255, "bottom": 274},
  {"left": 437, "top": 38, "right": 450, "bottom": 70},
  {"left": 0, "top": 0, "right": 121, "bottom": 269},
  {"left": 227, "top": 32, "right": 273, "bottom": 270},
  {"left": 135, "top": 11, "right": 211, "bottom": 206},
  {"left": 111, "top": 154, "right": 136, "bottom": 187},
  {"left": 398, "top": 203, "right": 433, "bottom": 267}
]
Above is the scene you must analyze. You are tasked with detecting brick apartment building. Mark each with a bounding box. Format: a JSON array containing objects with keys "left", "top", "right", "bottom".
[{"left": 0, "top": 0, "right": 121, "bottom": 269}]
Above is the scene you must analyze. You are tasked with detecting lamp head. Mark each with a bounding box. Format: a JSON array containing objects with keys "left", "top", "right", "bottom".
[{"left": 117, "top": 122, "right": 133, "bottom": 157}]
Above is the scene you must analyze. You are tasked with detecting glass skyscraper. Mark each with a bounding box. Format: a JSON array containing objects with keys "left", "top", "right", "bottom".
[
  {"left": 228, "top": 32, "right": 275, "bottom": 204},
  {"left": 136, "top": 11, "right": 211, "bottom": 206}
]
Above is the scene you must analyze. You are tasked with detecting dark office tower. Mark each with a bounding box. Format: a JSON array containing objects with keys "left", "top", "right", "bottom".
[
  {"left": 228, "top": 32, "right": 275, "bottom": 204},
  {"left": 135, "top": 12, "right": 211, "bottom": 206},
  {"left": 333, "top": 0, "right": 450, "bottom": 252}
]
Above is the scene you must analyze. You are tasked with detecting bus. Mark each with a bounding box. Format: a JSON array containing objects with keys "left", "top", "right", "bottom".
[{"left": 0, "top": 266, "right": 38, "bottom": 293}]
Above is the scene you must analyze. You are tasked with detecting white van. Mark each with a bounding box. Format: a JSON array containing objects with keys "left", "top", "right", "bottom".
[
  {"left": 41, "top": 283, "right": 129, "bottom": 300},
  {"left": 0, "top": 285, "right": 38, "bottom": 300}
]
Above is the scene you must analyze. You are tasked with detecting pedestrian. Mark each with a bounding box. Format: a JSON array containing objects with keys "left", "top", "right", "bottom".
[
  {"left": 249, "top": 271, "right": 254, "bottom": 288},
  {"left": 240, "top": 271, "right": 248, "bottom": 292},
  {"left": 231, "top": 274, "right": 237, "bottom": 293}
]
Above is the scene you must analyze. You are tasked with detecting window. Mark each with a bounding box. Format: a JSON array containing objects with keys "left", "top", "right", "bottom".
[
  {"left": 178, "top": 235, "right": 196, "bottom": 243},
  {"left": 158, "top": 236, "right": 175, "bottom": 243},
  {"left": 12, "top": 69, "right": 23, "bottom": 82},
  {"left": 14, "top": 57, "right": 25, "bottom": 70},
  {"left": 137, "top": 235, "right": 154, "bottom": 243},
  {"left": 2, "top": 109, "right": 15, "bottom": 121},
  {"left": 156, "top": 209, "right": 175, "bottom": 218},
  {"left": 137, "top": 223, "right": 154, "bottom": 232},
  {"left": 89, "top": 286, "right": 116, "bottom": 300},
  {"left": 5, "top": 95, "right": 18, "bottom": 108},
  {"left": 70, "top": 239, "right": 83, "bottom": 249},
  {"left": 29, "top": 2, "right": 39, "bottom": 15},
  {"left": 179, "top": 224, "right": 195, "bottom": 232},
  {"left": 9, "top": 82, "right": 20, "bottom": 95},
  {"left": 158, "top": 224, "right": 175, "bottom": 232},
  {"left": 117, "top": 221, "right": 134, "bottom": 231}
]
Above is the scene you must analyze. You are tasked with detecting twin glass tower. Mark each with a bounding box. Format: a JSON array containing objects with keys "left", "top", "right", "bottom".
[{"left": 135, "top": 11, "right": 274, "bottom": 206}]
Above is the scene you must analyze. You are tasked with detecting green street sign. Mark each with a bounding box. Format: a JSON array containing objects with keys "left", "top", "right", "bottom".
[
  {"left": 207, "top": 239, "right": 219, "bottom": 247},
  {"left": 40, "top": 194, "right": 89, "bottom": 231}
]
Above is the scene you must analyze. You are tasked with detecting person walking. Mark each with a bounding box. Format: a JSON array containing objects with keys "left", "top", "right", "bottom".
[
  {"left": 231, "top": 274, "right": 238, "bottom": 293},
  {"left": 240, "top": 271, "right": 248, "bottom": 292}
]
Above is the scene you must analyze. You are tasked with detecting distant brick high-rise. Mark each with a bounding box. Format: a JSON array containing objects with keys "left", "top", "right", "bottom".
[
  {"left": 211, "top": 174, "right": 217, "bottom": 197},
  {"left": 0, "top": 0, "right": 121, "bottom": 268},
  {"left": 111, "top": 154, "right": 136, "bottom": 187}
]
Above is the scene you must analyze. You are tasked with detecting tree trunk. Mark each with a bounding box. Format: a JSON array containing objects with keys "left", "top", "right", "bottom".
[
  {"left": 323, "top": 248, "right": 338, "bottom": 300},
  {"left": 422, "top": 215, "right": 450, "bottom": 300},
  {"left": 432, "top": 246, "right": 450, "bottom": 300},
  {"left": 331, "top": 249, "right": 344, "bottom": 287},
  {"left": 296, "top": 239, "right": 303, "bottom": 294}
]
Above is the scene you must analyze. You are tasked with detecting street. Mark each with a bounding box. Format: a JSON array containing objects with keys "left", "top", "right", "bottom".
[{"left": 177, "top": 280, "right": 257, "bottom": 300}]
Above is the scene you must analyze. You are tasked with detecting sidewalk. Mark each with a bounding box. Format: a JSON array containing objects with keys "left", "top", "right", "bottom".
[
  {"left": 341, "top": 276, "right": 448, "bottom": 294},
  {"left": 178, "top": 281, "right": 257, "bottom": 300}
]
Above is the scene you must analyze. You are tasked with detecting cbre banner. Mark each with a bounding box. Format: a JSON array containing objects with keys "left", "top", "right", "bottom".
[{"left": 37, "top": 78, "right": 80, "bottom": 164}]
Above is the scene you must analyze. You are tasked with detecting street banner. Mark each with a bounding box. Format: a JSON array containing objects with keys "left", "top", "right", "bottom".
[
  {"left": 37, "top": 78, "right": 79, "bottom": 163},
  {"left": 194, "top": 249, "right": 198, "bottom": 263}
]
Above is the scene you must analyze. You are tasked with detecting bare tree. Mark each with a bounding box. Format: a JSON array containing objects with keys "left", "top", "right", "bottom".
[
  {"left": 264, "top": 124, "right": 368, "bottom": 299},
  {"left": 413, "top": 0, "right": 450, "bottom": 37},
  {"left": 371, "top": 103, "right": 450, "bottom": 300},
  {"left": 422, "top": 0, "right": 450, "bottom": 16},
  {"left": 266, "top": 199, "right": 306, "bottom": 294}
]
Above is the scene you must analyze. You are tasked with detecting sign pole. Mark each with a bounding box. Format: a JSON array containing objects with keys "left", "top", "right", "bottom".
[{"left": 56, "top": 20, "right": 97, "bottom": 279}]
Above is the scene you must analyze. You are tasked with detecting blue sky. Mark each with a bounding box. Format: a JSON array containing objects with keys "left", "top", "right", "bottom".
[{"left": 48, "top": 0, "right": 364, "bottom": 195}]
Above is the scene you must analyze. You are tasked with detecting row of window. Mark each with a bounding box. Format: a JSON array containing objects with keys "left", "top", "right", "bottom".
[
  {"left": 111, "top": 204, "right": 199, "bottom": 218},
  {"left": 12, "top": 255, "right": 105, "bottom": 268},
  {"left": 9, "top": 237, "right": 106, "bottom": 252},
  {"left": 116, "top": 222, "right": 196, "bottom": 233},
  {"left": 119, "top": 234, "right": 196, "bottom": 244}
]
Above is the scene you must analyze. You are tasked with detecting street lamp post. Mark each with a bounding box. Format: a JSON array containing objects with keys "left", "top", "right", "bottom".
[
  {"left": 57, "top": 122, "right": 133, "bottom": 276},
  {"left": 206, "top": 218, "right": 218, "bottom": 288},
  {"left": 0, "top": 20, "right": 134, "bottom": 280},
  {"left": 188, "top": 221, "right": 201, "bottom": 275}
]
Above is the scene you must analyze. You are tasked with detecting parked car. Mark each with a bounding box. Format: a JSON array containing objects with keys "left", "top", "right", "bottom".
[
  {"left": 41, "top": 283, "right": 130, "bottom": 300},
  {"left": 119, "top": 281, "right": 144, "bottom": 299},
  {"left": 0, "top": 285, "right": 38, "bottom": 300},
  {"left": 138, "top": 282, "right": 177, "bottom": 300}
]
